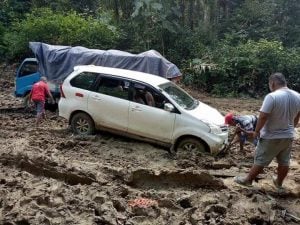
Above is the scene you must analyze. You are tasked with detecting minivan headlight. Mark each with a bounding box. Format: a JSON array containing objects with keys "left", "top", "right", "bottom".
[{"left": 208, "top": 124, "right": 222, "bottom": 135}]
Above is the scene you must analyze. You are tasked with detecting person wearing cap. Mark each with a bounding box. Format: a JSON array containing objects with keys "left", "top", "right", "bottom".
[
  {"left": 29, "top": 76, "right": 54, "bottom": 126},
  {"left": 234, "top": 72, "right": 300, "bottom": 189},
  {"left": 225, "top": 113, "right": 258, "bottom": 152}
]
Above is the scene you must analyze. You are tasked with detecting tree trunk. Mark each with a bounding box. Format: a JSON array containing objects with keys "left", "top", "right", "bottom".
[
  {"left": 188, "top": 0, "right": 194, "bottom": 30},
  {"left": 113, "top": 0, "right": 119, "bottom": 22},
  {"left": 179, "top": 0, "right": 186, "bottom": 26}
]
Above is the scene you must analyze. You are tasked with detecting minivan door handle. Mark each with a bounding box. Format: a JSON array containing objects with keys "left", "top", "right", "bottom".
[
  {"left": 131, "top": 106, "right": 142, "bottom": 112},
  {"left": 91, "top": 95, "right": 101, "bottom": 101}
]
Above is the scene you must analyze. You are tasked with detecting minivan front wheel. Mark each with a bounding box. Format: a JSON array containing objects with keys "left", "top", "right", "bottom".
[
  {"left": 177, "top": 137, "right": 207, "bottom": 153},
  {"left": 71, "top": 112, "right": 95, "bottom": 135}
]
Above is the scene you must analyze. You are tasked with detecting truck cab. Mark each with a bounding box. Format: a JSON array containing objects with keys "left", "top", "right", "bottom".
[{"left": 15, "top": 58, "right": 40, "bottom": 97}]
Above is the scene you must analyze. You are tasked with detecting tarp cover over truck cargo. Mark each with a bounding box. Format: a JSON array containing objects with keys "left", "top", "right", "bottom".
[{"left": 29, "top": 42, "right": 182, "bottom": 82}]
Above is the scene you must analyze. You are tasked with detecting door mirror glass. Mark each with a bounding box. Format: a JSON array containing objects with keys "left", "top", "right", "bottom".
[{"left": 164, "top": 103, "right": 174, "bottom": 112}]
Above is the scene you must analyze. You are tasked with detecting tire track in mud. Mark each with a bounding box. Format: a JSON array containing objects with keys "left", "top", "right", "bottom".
[
  {"left": 125, "top": 168, "right": 226, "bottom": 190},
  {"left": 0, "top": 151, "right": 227, "bottom": 190},
  {"left": 0, "top": 153, "right": 96, "bottom": 185}
]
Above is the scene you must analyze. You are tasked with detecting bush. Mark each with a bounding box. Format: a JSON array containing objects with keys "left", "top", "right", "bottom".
[
  {"left": 3, "top": 8, "right": 121, "bottom": 60},
  {"left": 183, "top": 39, "right": 300, "bottom": 96}
]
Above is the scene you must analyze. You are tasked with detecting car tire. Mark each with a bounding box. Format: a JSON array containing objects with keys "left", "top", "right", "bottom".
[
  {"left": 176, "top": 137, "right": 207, "bottom": 153},
  {"left": 71, "top": 112, "right": 95, "bottom": 135}
]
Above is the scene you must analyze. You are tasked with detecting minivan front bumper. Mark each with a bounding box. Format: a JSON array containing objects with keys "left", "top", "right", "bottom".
[
  {"left": 208, "top": 131, "right": 228, "bottom": 155},
  {"left": 210, "top": 141, "right": 228, "bottom": 155}
]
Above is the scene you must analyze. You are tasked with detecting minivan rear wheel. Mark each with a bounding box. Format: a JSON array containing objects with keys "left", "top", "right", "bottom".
[
  {"left": 71, "top": 112, "right": 95, "bottom": 135},
  {"left": 177, "top": 137, "right": 207, "bottom": 153}
]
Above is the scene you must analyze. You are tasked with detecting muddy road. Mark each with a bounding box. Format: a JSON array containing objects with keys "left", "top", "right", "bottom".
[{"left": 0, "top": 66, "right": 299, "bottom": 225}]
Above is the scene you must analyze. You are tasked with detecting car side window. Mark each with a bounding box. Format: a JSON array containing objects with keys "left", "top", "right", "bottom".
[
  {"left": 130, "top": 82, "right": 169, "bottom": 109},
  {"left": 70, "top": 72, "right": 97, "bottom": 90},
  {"left": 19, "top": 61, "right": 38, "bottom": 77},
  {"left": 97, "top": 76, "right": 129, "bottom": 100}
]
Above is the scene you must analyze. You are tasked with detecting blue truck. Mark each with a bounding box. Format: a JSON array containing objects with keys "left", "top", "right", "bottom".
[
  {"left": 15, "top": 58, "right": 60, "bottom": 99},
  {"left": 15, "top": 42, "right": 182, "bottom": 106}
]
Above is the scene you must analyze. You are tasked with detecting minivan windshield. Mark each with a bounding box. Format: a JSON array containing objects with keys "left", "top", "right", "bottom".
[{"left": 159, "top": 82, "right": 198, "bottom": 110}]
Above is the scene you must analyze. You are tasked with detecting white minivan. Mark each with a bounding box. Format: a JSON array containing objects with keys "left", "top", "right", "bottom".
[{"left": 59, "top": 65, "right": 228, "bottom": 154}]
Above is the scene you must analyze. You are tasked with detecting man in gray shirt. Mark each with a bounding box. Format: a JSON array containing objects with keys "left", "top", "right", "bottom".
[{"left": 234, "top": 72, "right": 300, "bottom": 190}]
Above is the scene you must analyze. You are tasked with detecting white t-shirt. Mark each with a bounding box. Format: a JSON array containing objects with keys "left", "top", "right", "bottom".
[{"left": 260, "top": 88, "right": 300, "bottom": 139}]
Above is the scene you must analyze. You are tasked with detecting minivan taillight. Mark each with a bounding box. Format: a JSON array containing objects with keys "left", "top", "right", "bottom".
[{"left": 60, "top": 84, "right": 66, "bottom": 98}]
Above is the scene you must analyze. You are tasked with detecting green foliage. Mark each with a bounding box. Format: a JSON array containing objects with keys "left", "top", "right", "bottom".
[
  {"left": 276, "top": 0, "right": 300, "bottom": 47},
  {"left": 31, "top": 0, "right": 101, "bottom": 14},
  {"left": 1, "top": 0, "right": 299, "bottom": 96},
  {"left": 3, "top": 8, "right": 120, "bottom": 60},
  {"left": 222, "top": 0, "right": 300, "bottom": 47},
  {"left": 184, "top": 39, "right": 300, "bottom": 96},
  {"left": 130, "top": 0, "right": 181, "bottom": 53},
  {"left": 0, "top": 0, "right": 32, "bottom": 26}
]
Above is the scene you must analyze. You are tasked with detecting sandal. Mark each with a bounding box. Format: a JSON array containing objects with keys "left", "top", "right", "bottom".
[{"left": 234, "top": 176, "right": 253, "bottom": 187}]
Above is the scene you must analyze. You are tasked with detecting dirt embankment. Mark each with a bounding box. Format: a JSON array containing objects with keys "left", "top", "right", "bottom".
[{"left": 0, "top": 65, "right": 299, "bottom": 225}]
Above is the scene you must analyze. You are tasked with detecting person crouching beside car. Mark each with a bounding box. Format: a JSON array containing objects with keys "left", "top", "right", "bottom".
[
  {"left": 29, "top": 76, "right": 54, "bottom": 127},
  {"left": 225, "top": 113, "right": 258, "bottom": 152}
]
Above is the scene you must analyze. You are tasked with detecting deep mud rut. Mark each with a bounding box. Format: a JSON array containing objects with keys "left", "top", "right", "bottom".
[{"left": 0, "top": 66, "right": 299, "bottom": 225}]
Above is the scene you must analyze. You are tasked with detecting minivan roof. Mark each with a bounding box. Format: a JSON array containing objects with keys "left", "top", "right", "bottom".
[{"left": 73, "top": 65, "right": 170, "bottom": 87}]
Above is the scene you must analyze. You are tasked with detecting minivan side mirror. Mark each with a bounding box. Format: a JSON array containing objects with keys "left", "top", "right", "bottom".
[{"left": 164, "top": 103, "right": 175, "bottom": 112}]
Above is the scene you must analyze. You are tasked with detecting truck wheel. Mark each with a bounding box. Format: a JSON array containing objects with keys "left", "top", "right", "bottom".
[
  {"left": 177, "top": 137, "right": 207, "bottom": 153},
  {"left": 23, "top": 93, "right": 31, "bottom": 109},
  {"left": 71, "top": 113, "right": 95, "bottom": 135}
]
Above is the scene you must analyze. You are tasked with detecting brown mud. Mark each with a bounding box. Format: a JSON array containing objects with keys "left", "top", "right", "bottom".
[{"left": 0, "top": 65, "right": 299, "bottom": 225}]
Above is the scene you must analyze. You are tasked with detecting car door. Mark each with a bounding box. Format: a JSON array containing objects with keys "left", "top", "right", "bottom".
[
  {"left": 88, "top": 75, "right": 130, "bottom": 132},
  {"left": 15, "top": 59, "right": 40, "bottom": 96},
  {"left": 128, "top": 82, "right": 176, "bottom": 142}
]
